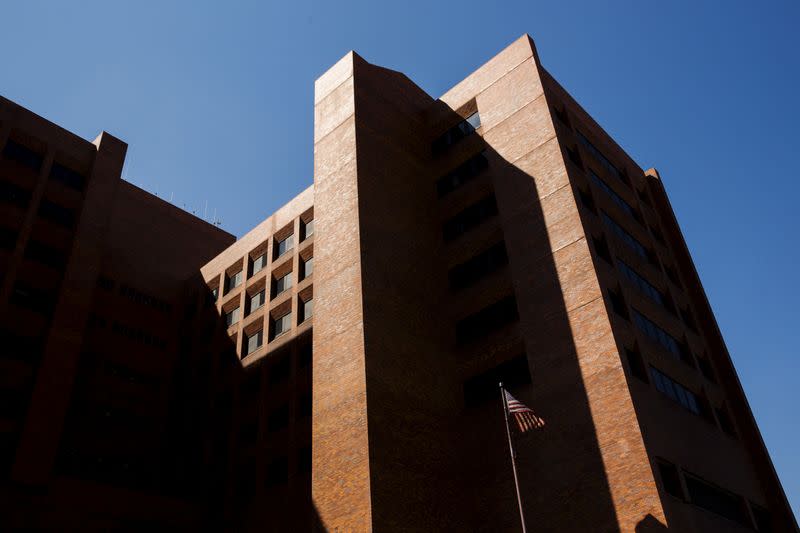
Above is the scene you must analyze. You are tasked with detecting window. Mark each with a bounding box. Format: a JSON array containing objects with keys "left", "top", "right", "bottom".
[
  {"left": 11, "top": 282, "right": 56, "bottom": 315},
  {"left": 210, "top": 286, "right": 219, "bottom": 303},
  {"left": 697, "top": 356, "right": 716, "bottom": 383},
  {"left": 3, "top": 140, "right": 43, "bottom": 172},
  {"left": 592, "top": 235, "right": 612, "bottom": 263},
  {"left": 272, "top": 312, "right": 292, "bottom": 338},
  {"left": 576, "top": 131, "right": 627, "bottom": 185},
  {"left": 608, "top": 287, "right": 629, "bottom": 320},
  {"left": 590, "top": 171, "right": 640, "bottom": 221},
  {"left": 302, "top": 218, "right": 314, "bottom": 240},
  {"left": 553, "top": 105, "right": 571, "bottom": 127},
  {"left": 578, "top": 188, "right": 596, "bottom": 213},
  {"left": 664, "top": 264, "right": 682, "bottom": 287},
  {"left": 49, "top": 162, "right": 86, "bottom": 191},
  {"left": 273, "top": 272, "right": 292, "bottom": 298},
  {"left": 432, "top": 111, "right": 481, "bottom": 154},
  {"left": 38, "top": 199, "right": 76, "bottom": 228},
  {"left": 656, "top": 459, "right": 684, "bottom": 499},
  {"left": 0, "top": 180, "right": 32, "bottom": 208},
  {"left": 449, "top": 242, "right": 508, "bottom": 289},
  {"left": 684, "top": 473, "right": 750, "bottom": 526},
  {"left": 715, "top": 405, "right": 737, "bottom": 437},
  {"left": 25, "top": 240, "right": 67, "bottom": 270},
  {"left": 250, "top": 253, "right": 266, "bottom": 276},
  {"left": 633, "top": 309, "right": 691, "bottom": 363},
  {"left": 301, "top": 256, "right": 313, "bottom": 279},
  {"left": 267, "top": 404, "right": 289, "bottom": 432},
  {"left": 456, "top": 295, "right": 519, "bottom": 344},
  {"left": 443, "top": 193, "right": 498, "bottom": 241},
  {"left": 617, "top": 260, "right": 669, "bottom": 309},
  {"left": 463, "top": 354, "right": 531, "bottom": 407},
  {"left": 601, "top": 212, "right": 654, "bottom": 264},
  {"left": 248, "top": 289, "right": 266, "bottom": 314},
  {"left": 245, "top": 330, "right": 263, "bottom": 355},
  {"left": 750, "top": 503, "right": 773, "bottom": 533},
  {"left": 275, "top": 235, "right": 294, "bottom": 259},
  {"left": 225, "top": 306, "right": 240, "bottom": 327},
  {"left": 225, "top": 271, "right": 242, "bottom": 293},
  {"left": 436, "top": 151, "right": 489, "bottom": 197},
  {"left": 300, "top": 298, "right": 313, "bottom": 322},
  {"left": 680, "top": 306, "right": 698, "bottom": 333},
  {"left": 650, "top": 367, "right": 701, "bottom": 415},
  {"left": 625, "top": 347, "right": 649, "bottom": 383},
  {"left": 566, "top": 146, "right": 583, "bottom": 169}
]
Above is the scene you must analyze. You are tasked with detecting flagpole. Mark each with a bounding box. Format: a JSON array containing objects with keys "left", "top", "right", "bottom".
[{"left": 500, "top": 382, "right": 528, "bottom": 533}]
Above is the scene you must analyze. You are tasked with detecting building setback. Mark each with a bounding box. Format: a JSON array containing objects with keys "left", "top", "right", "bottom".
[{"left": 0, "top": 34, "right": 796, "bottom": 532}]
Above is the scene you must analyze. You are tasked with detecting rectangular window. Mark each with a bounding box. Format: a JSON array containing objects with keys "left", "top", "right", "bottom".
[
  {"left": 463, "top": 354, "right": 531, "bottom": 407},
  {"left": 25, "top": 240, "right": 67, "bottom": 270},
  {"left": 633, "top": 309, "right": 690, "bottom": 363},
  {"left": 601, "top": 212, "right": 653, "bottom": 263},
  {"left": 617, "top": 260, "right": 668, "bottom": 308},
  {"left": 249, "top": 289, "right": 266, "bottom": 313},
  {"left": 273, "top": 272, "right": 292, "bottom": 297},
  {"left": 275, "top": 235, "right": 294, "bottom": 258},
  {"left": 302, "top": 219, "right": 314, "bottom": 240},
  {"left": 225, "top": 271, "right": 242, "bottom": 293},
  {"left": 301, "top": 256, "right": 313, "bottom": 279},
  {"left": 436, "top": 151, "right": 489, "bottom": 198},
  {"left": 3, "top": 140, "right": 43, "bottom": 172},
  {"left": 590, "top": 170, "right": 639, "bottom": 220},
  {"left": 273, "top": 312, "right": 292, "bottom": 338},
  {"left": 432, "top": 111, "right": 481, "bottom": 154},
  {"left": 251, "top": 254, "right": 267, "bottom": 276},
  {"left": 225, "top": 306, "right": 240, "bottom": 327},
  {"left": 0, "top": 180, "right": 32, "bottom": 208},
  {"left": 38, "top": 199, "right": 76, "bottom": 228},
  {"left": 608, "top": 287, "right": 629, "bottom": 320},
  {"left": 684, "top": 473, "right": 750, "bottom": 526},
  {"left": 576, "top": 131, "right": 626, "bottom": 185},
  {"left": 656, "top": 459, "right": 684, "bottom": 499},
  {"left": 625, "top": 347, "right": 649, "bottom": 383},
  {"left": 245, "top": 330, "right": 263, "bottom": 355},
  {"left": 650, "top": 366, "right": 701, "bottom": 415},
  {"left": 449, "top": 242, "right": 508, "bottom": 289},
  {"left": 210, "top": 287, "right": 219, "bottom": 303},
  {"left": 443, "top": 193, "right": 498, "bottom": 241},
  {"left": 300, "top": 298, "right": 313, "bottom": 322},
  {"left": 49, "top": 162, "right": 86, "bottom": 191},
  {"left": 456, "top": 294, "right": 519, "bottom": 344},
  {"left": 592, "top": 234, "right": 612, "bottom": 263}
]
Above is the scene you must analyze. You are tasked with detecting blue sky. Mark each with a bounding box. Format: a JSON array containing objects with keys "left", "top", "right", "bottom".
[{"left": 2, "top": 0, "right": 798, "bottom": 516}]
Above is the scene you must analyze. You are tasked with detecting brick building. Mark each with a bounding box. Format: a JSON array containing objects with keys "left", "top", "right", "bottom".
[{"left": 0, "top": 34, "right": 796, "bottom": 531}]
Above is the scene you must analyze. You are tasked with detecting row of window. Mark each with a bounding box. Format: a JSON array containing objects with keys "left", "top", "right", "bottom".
[
  {"left": 632, "top": 309, "right": 693, "bottom": 365},
  {"left": 432, "top": 111, "right": 481, "bottom": 155},
  {"left": 576, "top": 131, "right": 629, "bottom": 186},
  {"left": 449, "top": 241, "right": 508, "bottom": 289},
  {"left": 2, "top": 139, "right": 87, "bottom": 191},
  {"left": 455, "top": 294, "right": 519, "bottom": 344},
  {"left": 657, "top": 459, "right": 771, "bottom": 530},
  {"left": 437, "top": 150, "right": 489, "bottom": 198},
  {"left": 601, "top": 211, "right": 655, "bottom": 265},
  {"left": 443, "top": 193, "right": 498, "bottom": 241},
  {"left": 232, "top": 298, "right": 313, "bottom": 357}
]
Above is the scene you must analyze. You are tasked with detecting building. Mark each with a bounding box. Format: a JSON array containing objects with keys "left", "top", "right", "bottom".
[{"left": 0, "top": 34, "right": 796, "bottom": 531}]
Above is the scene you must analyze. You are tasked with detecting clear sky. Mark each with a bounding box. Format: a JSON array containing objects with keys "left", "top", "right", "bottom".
[{"left": 2, "top": 0, "right": 798, "bottom": 517}]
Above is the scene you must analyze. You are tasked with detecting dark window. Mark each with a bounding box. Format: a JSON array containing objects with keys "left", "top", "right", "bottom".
[
  {"left": 680, "top": 306, "right": 698, "bottom": 333},
  {"left": 436, "top": 151, "right": 489, "bottom": 198},
  {"left": 270, "top": 355, "right": 291, "bottom": 383},
  {"left": 38, "top": 199, "right": 76, "bottom": 228},
  {"left": 3, "top": 140, "right": 43, "bottom": 172},
  {"left": 210, "top": 286, "right": 219, "bottom": 304},
  {"left": 566, "top": 146, "right": 584, "bottom": 169},
  {"left": 302, "top": 218, "right": 314, "bottom": 240},
  {"left": 11, "top": 282, "right": 56, "bottom": 315},
  {"left": 715, "top": 405, "right": 737, "bottom": 437},
  {"left": 225, "top": 271, "right": 242, "bottom": 293},
  {"left": 657, "top": 459, "right": 684, "bottom": 499},
  {"left": 592, "top": 235, "right": 612, "bottom": 263},
  {"left": 300, "top": 298, "right": 313, "bottom": 323},
  {"left": 664, "top": 265, "right": 682, "bottom": 287},
  {"left": 650, "top": 366, "right": 701, "bottom": 415},
  {"left": 590, "top": 171, "right": 641, "bottom": 222},
  {"left": 118, "top": 284, "right": 172, "bottom": 313},
  {"left": 650, "top": 225, "right": 666, "bottom": 244},
  {"left": 248, "top": 289, "right": 266, "bottom": 314},
  {"left": 0, "top": 180, "right": 32, "bottom": 208},
  {"left": 432, "top": 111, "right": 481, "bottom": 154},
  {"left": 0, "top": 226, "right": 18, "bottom": 250},
  {"left": 272, "top": 312, "right": 292, "bottom": 338},
  {"left": 225, "top": 307, "right": 240, "bottom": 327},
  {"left": 625, "top": 347, "right": 649, "bottom": 383},
  {"left": 697, "top": 356, "right": 717, "bottom": 383},
  {"left": 601, "top": 212, "right": 655, "bottom": 264},
  {"left": 576, "top": 131, "right": 628, "bottom": 186},
  {"left": 449, "top": 242, "right": 508, "bottom": 289},
  {"left": 553, "top": 105, "right": 571, "bottom": 127},
  {"left": 750, "top": 503, "right": 773, "bottom": 533},
  {"left": 456, "top": 295, "right": 519, "bottom": 344},
  {"left": 443, "top": 193, "right": 498, "bottom": 241},
  {"left": 617, "top": 259, "right": 669, "bottom": 309},
  {"left": 638, "top": 188, "right": 652, "bottom": 207},
  {"left": 96, "top": 275, "right": 115, "bottom": 291},
  {"left": 684, "top": 473, "right": 750, "bottom": 526},
  {"left": 608, "top": 287, "right": 629, "bottom": 320},
  {"left": 49, "top": 162, "right": 86, "bottom": 191},
  {"left": 274, "top": 235, "right": 294, "bottom": 259},
  {"left": 267, "top": 404, "right": 289, "bottom": 432},
  {"left": 463, "top": 354, "right": 531, "bottom": 407},
  {"left": 633, "top": 310, "right": 692, "bottom": 364},
  {"left": 578, "top": 188, "right": 596, "bottom": 213},
  {"left": 272, "top": 272, "right": 293, "bottom": 298},
  {"left": 265, "top": 457, "right": 288, "bottom": 486}
]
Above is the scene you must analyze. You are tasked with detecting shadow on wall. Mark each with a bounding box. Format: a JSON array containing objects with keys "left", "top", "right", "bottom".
[{"left": 636, "top": 514, "right": 670, "bottom": 532}]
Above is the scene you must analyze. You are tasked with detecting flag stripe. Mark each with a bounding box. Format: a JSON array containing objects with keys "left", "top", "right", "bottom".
[{"left": 505, "top": 390, "right": 545, "bottom": 433}]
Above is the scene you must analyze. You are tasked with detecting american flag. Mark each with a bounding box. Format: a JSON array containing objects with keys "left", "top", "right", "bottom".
[{"left": 505, "top": 390, "right": 545, "bottom": 433}]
